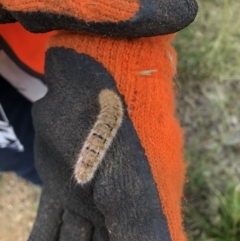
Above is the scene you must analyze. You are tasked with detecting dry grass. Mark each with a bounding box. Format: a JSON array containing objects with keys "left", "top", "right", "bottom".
[
  {"left": 0, "top": 173, "right": 40, "bottom": 241},
  {"left": 174, "top": 0, "right": 240, "bottom": 240},
  {"left": 174, "top": 0, "right": 240, "bottom": 82}
]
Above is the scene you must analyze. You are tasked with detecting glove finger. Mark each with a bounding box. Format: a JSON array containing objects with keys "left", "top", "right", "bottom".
[
  {"left": 38, "top": 32, "right": 186, "bottom": 241},
  {"left": 59, "top": 210, "right": 93, "bottom": 241},
  {"left": 28, "top": 189, "right": 63, "bottom": 241},
  {"left": 0, "top": 0, "right": 198, "bottom": 37},
  {"left": 50, "top": 33, "right": 183, "bottom": 240}
]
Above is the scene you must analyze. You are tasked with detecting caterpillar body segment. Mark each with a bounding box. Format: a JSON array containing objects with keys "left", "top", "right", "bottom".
[{"left": 74, "top": 89, "right": 123, "bottom": 184}]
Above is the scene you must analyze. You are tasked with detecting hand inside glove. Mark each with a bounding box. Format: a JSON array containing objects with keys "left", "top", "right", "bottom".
[
  {"left": 27, "top": 32, "right": 187, "bottom": 241},
  {"left": 0, "top": 1, "right": 198, "bottom": 239}
]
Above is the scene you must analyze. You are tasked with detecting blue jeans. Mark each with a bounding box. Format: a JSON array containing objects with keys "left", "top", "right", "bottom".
[{"left": 0, "top": 76, "right": 42, "bottom": 186}]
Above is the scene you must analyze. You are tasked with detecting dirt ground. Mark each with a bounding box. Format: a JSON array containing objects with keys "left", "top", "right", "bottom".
[{"left": 0, "top": 173, "right": 40, "bottom": 241}]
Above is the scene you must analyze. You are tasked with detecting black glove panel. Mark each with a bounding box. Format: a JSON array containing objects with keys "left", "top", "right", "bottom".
[{"left": 30, "top": 48, "right": 172, "bottom": 241}]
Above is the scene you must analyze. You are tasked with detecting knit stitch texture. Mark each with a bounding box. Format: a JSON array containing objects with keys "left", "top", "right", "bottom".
[{"left": 0, "top": 0, "right": 139, "bottom": 22}]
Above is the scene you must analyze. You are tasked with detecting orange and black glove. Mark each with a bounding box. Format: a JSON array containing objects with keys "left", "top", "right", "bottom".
[
  {"left": 0, "top": 0, "right": 197, "bottom": 37},
  {"left": 0, "top": 1, "right": 198, "bottom": 241},
  {"left": 28, "top": 32, "right": 188, "bottom": 241}
]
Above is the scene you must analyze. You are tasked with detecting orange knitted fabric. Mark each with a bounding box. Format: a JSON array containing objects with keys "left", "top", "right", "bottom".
[
  {"left": 48, "top": 32, "right": 186, "bottom": 241},
  {"left": 0, "top": 22, "right": 55, "bottom": 74},
  {"left": 0, "top": 0, "right": 139, "bottom": 22}
]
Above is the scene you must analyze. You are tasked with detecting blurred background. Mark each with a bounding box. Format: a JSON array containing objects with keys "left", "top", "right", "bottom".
[
  {"left": 175, "top": 0, "right": 240, "bottom": 240},
  {"left": 0, "top": 0, "right": 240, "bottom": 240}
]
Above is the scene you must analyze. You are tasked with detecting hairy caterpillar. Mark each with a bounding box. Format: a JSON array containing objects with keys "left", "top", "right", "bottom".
[{"left": 74, "top": 89, "right": 123, "bottom": 184}]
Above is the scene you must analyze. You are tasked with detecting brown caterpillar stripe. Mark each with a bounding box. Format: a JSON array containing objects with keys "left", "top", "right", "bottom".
[{"left": 74, "top": 89, "right": 123, "bottom": 184}]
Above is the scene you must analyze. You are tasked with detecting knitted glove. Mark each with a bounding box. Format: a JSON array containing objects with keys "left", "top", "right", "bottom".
[
  {"left": 26, "top": 32, "right": 187, "bottom": 241},
  {"left": 0, "top": 2, "right": 198, "bottom": 240},
  {"left": 0, "top": 0, "right": 197, "bottom": 37}
]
